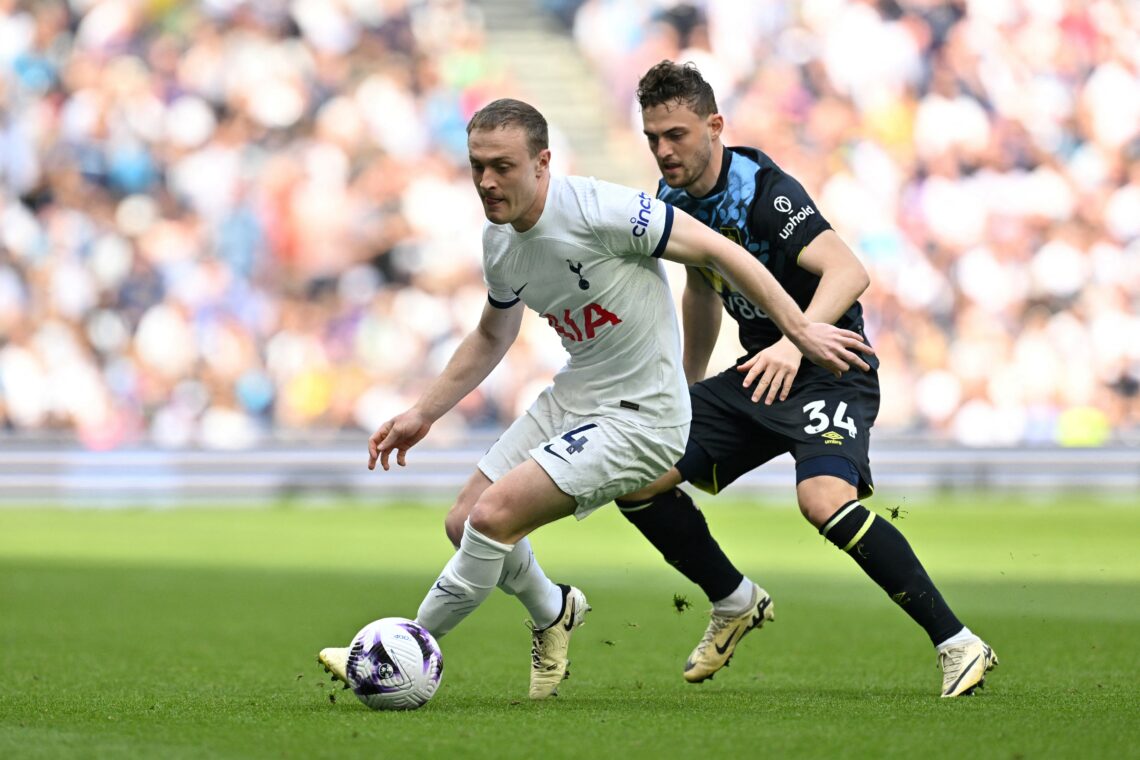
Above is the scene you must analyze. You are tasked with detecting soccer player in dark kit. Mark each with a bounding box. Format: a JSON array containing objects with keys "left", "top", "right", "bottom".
[{"left": 617, "top": 61, "right": 998, "bottom": 698}]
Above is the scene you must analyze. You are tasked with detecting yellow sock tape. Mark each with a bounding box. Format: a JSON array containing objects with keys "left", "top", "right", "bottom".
[{"left": 842, "top": 513, "right": 876, "bottom": 553}]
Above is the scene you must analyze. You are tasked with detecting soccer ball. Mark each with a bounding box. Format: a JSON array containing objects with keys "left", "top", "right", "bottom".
[{"left": 346, "top": 617, "right": 444, "bottom": 711}]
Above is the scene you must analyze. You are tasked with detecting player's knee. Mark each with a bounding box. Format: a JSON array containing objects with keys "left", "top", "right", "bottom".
[
  {"left": 797, "top": 484, "right": 855, "bottom": 529},
  {"left": 797, "top": 480, "right": 855, "bottom": 528},
  {"left": 467, "top": 496, "right": 520, "bottom": 544},
  {"left": 796, "top": 460, "right": 860, "bottom": 529},
  {"left": 797, "top": 496, "right": 834, "bottom": 528}
]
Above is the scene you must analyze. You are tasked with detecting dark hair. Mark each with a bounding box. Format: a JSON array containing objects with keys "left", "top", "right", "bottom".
[
  {"left": 636, "top": 61, "right": 718, "bottom": 117},
  {"left": 467, "top": 98, "right": 549, "bottom": 157}
]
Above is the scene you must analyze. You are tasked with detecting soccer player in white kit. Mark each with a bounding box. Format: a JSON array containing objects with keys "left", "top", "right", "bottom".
[{"left": 319, "top": 99, "right": 873, "bottom": 700}]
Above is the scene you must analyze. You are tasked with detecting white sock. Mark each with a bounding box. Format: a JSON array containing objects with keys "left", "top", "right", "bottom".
[
  {"left": 415, "top": 520, "right": 513, "bottom": 638},
  {"left": 935, "top": 626, "right": 978, "bottom": 651},
  {"left": 497, "top": 537, "right": 563, "bottom": 629},
  {"left": 712, "top": 576, "right": 756, "bottom": 617}
]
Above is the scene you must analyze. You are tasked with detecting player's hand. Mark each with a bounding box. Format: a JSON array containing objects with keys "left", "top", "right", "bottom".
[
  {"left": 796, "top": 323, "right": 874, "bottom": 377},
  {"left": 737, "top": 338, "right": 802, "bottom": 405},
  {"left": 368, "top": 409, "right": 433, "bottom": 471}
]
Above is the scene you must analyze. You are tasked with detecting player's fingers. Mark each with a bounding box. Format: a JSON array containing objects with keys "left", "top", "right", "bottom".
[
  {"left": 766, "top": 368, "right": 791, "bottom": 405},
  {"left": 763, "top": 370, "right": 781, "bottom": 405},
  {"left": 396, "top": 446, "right": 408, "bottom": 468},
  {"left": 736, "top": 354, "right": 759, "bottom": 373},
  {"left": 846, "top": 349, "right": 871, "bottom": 372},
  {"left": 832, "top": 340, "right": 870, "bottom": 372},
  {"left": 751, "top": 364, "right": 778, "bottom": 403},
  {"left": 776, "top": 369, "right": 795, "bottom": 403},
  {"left": 841, "top": 331, "right": 876, "bottom": 354},
  {"left": 742, "top": 357, "right": 767, "bottom": 389},
  {"left": 829, "top": 355, "right": 850, "bottom": 378},
  {"left": 368, "top": 421, "right": 393, "bottom": 470},
  {"left": 380, "top": 428, "right": 405, "bottom": 471},
  {"left": 368, "top": 436, "right": 381, "bottom": 470}
]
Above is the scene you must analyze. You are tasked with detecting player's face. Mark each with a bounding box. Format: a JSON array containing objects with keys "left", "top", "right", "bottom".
[
  {"left": 468, "top": 126, "right": 550, "bottom": 231},
  {"left": 641, "top": 101, "right": 721, "bottom": 191}
]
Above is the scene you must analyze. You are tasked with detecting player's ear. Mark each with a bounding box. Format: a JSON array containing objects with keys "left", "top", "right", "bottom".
[
  {"left": 536, "top": 148, "right": 551, "bottom": 176},
  {"left": 707, "top": 113, "right": 724, "bottom": 141}
]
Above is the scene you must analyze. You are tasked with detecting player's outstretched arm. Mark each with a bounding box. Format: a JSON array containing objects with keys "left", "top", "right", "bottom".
[
  {"left": 661, "top": 210, "right": 873, "bottom": 377},
  {"left": 795, "top": 230, "right": 870, "bottom": 324},
  {"left": 681, "top": 266, "right": 722, "bottom": 384},
  {"left": 368, "top": 301, "right": 523, "bottom": 471},
  {"left": 737, "top": 230, "right": 873, "bottom": 404}
]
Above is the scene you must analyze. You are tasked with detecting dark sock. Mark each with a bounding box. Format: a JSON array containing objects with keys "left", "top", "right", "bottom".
[
  {"left": 820, "top": 501, "right": 963, "bottom": 645},
  {"left": 616, "top": 488, "right": 743, "bottom": 602}
]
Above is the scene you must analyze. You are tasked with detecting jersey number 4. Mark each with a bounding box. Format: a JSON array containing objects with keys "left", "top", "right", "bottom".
[
  {"left": 802, "top": 400, "right": 858, "bottom": 438},
  {"left": 543, "top": 423, "right": 598, "bottom": 463}
]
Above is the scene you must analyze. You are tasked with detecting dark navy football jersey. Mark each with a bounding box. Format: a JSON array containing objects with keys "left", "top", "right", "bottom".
[{"left": 657, "top": 146, "right": 869, "bottom": 358}]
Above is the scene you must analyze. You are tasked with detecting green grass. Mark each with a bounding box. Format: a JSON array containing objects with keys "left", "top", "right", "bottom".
[{"left": 2, "top": 494, "right": 1138, "bottom": 759}]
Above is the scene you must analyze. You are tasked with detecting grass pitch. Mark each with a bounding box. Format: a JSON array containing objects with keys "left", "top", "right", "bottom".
[{"left": 1, "top": 494, "right": 1138, "bottom": 759}]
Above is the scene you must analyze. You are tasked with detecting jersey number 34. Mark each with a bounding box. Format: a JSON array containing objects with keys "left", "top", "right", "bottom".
[{"left": 802, "top": 400, "right": 858, "bottom": 438}]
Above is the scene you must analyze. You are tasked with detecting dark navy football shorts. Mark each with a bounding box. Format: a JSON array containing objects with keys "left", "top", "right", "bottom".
[{"left": 676, "top": 363, "right": 880, "bottom": 499}]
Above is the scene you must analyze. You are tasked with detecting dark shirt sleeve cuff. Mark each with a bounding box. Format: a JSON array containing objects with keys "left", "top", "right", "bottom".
[
  {"left": 487, "top": 293, "right": 519, "bottom": 309},
  {"left": 651, "top": 204, "right": 674, "bottom": 258}
]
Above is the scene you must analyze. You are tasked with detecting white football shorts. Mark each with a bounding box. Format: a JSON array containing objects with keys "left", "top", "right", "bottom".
[{"left": 477, "top": 389, "right": 689, "bottom": 518}]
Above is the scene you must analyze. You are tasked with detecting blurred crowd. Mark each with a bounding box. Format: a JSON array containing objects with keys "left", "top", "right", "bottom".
[
  {"left": 0, "top": 0, "right": 1137, "bottom": 449},
  {"left": 574, "top": 0, "right": 1140, "bottom": 446}
]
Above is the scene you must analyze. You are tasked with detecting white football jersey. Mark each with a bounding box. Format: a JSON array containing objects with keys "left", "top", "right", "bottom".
[{"left": 483, "top": 175, "right": 690, "bottom": 427}]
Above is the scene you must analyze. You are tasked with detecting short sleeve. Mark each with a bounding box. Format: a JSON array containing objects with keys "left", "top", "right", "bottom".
[
  {"left": 481, "top": 225, "right": 522, "bottom": 308},
  {"left": 585, "top": 179, "right": 674, "bottom": 259},
  {"left": 751, "top": 172, "right": 831, "bottom": 261},
  {"left": 485, "top": 280, "right": 520, "bottom": 308}
]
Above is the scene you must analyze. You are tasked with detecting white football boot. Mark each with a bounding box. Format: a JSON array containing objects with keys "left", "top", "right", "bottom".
[
  {"left": 528, "top": 585, "right": 590, "bottom": 699},
  {"left": 684, "top": 583, "right": 774, "bottom": 683},
  {"left": 939, "top": 638, "right": 998, "bottom": 697},
  {"left": 318, "top": 646, "right": 350, "bottom": 688}
]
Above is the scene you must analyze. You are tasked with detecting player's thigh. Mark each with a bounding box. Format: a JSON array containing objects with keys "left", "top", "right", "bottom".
[
  {"left": 469, "top": 459, "right": 578, "bottom": 544},
  {"left": 680, "top": 372, "right": 792, "bottom": 495}
]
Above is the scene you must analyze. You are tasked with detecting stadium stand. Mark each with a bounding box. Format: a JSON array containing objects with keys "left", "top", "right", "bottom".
[{"left": 0, "top": 0, "right": 1137, "bottom": 455}]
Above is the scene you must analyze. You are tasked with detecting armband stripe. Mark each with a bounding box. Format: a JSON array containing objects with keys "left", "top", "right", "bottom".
[
  {"left": 488, "top": 294, "right": 519, "bottom": 309},
  {"left": 651, "top": 204, "right": 674, "bottom": 258}
]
